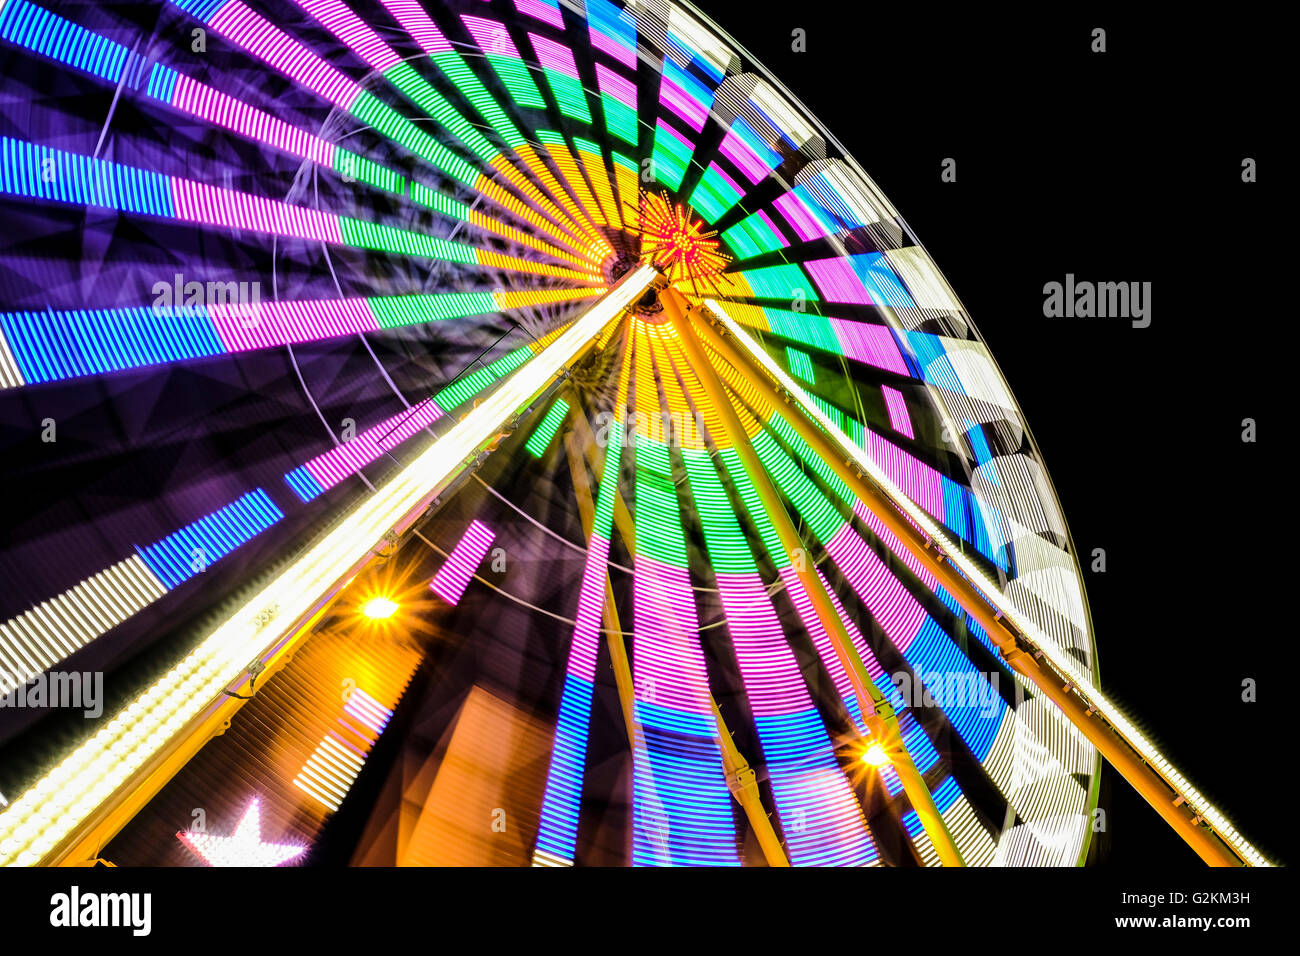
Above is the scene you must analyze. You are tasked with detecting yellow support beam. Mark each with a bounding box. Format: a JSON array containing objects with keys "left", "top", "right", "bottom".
[{"left": 663, "top": 286, "right": 964, "bottom": 867}]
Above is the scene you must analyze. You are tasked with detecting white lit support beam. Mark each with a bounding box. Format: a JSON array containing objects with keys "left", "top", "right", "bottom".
[
  {"left": 697, "top": 299, "right": 1268, "bottom": 868},
  {"left": 0, "top": 265, "right": 657, "bottom": 867}
]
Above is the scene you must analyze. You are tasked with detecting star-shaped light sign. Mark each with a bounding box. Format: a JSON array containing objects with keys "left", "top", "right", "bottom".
[{"left": 176, "top": 798, "right": 306, "bottom": 867}]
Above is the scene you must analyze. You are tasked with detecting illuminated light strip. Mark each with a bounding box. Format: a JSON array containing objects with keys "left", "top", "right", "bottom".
[
  {"left": 170, "top": 177, "right": 339, "bottom": 239},
  {"left": 631, "top": 555, "right": 740, "bottom": 866},
  {"left": 297, "top": 678, "right": 411, "bottom": 815},
  {"left": 0, "top": 330, "right": 22, "bottom": 387},
  {"left": 595, "top": 63, "right": 638, "bottom": 145},
  {"left": 709, "top": 306, "right": 1275, "bottom": 866},
  {"left": 537, "top": 131, "right": 606, "bottom": 227},
  {"left": 380, "top": 0, "right": 452, "bottom": 53},
  {"left": 828, "top": 317, "right": 911, "bottom": 375},
  {"left": 611, "top": 152, "right": 640, "bottom": 230},
  {"left": 689, "top": 163, "right": 744, "bottom": 221},
  {"left": 0, "top": 0, "right": 131, "bottom": 84},
  {"left": 587, "top": 0, "right": 637, "bottom": 68},
  {"left": 659, "top": 57, "right": 712, "bottom": 133},
  {"left": 804, "top": 254, "right": 918, "bottom": 310},
  {"left": 343, "top": 688, "right": 394, "bottom": 737},
  {"left": 296, "top": 399, "right": 445, "bottom": 498},
  {"left": 469, "top": 175, "right": 590, "bottom": 256},
  {"left": 510, "top": 144, "right": 611, "bottom": 254},
  {"left": 286, "top": 316, "right": 587, "bottom": 502},
  {"left": 773, "top": 401, "right": 1000, "bottom": 568},
  {"left": 716, "top": 118, "right": 780, "bottom": 185},
  {"left": 0, "top": 267, "right": 656, "bottom": 866},
  {"left": 429, "top": 520, "right": 497, "bottom": 606},
  {"left": 294, "top": 0, "right": 400, "bottom": 73},
  {"left": 722, "top": 210, "right": 788, "bottom": 258},
  {"left": 297, "top": 686, "right": 397, "bottom": 816},
  {"left": 0, "top": 557, "right": 165, "bottom": 696},
  {"left": 523, "top": 400, "right": 569, "bottom": 457},
  {"left": 136, "top": 490, "right": 284, "bottom": 590},
  {"left": 461, "top": 15, "right": 546, "bottom": 110},
  {"left": 761, "top": 510, "right": 992, "bottom": 865},
  {"left": 205, "top": 0, "right": 360, "bottom": 107},
  {"left": 532, "top": 338, "right": 631, "bottom": 867},
  {"left": 515, "top": 0, "right": 564, "bottom": 30},
  {"left": 0, "top": 291, "right": 505, "bottom": 388},
  {"left": 735, "top": 263, "right": 818, "bottom": 301},
  {"left": 784, "top": 347, "right": 815, "bottom": 383},
  {"left": 462, "top": 210, "right": 590, "bottom": 267},
  {"left": 574, "top": 138, "right": 623, "bottom": 228},
  {"left": 169, "top": 71, "right": 334, "bottom": 169},
  {"left": 0, "top": 490, "right": 282, "bottom": 692},
  {"left": 650, "top": 119, "right": 693, "bottom": 190},
  {"left": 389, "top": 7, "right": 525, "bottom": 152},
  {"left": 493, "top": 286, "right": 603, "bottom": 310},
  {"left": 882, "top": 386, "right": 914, "bottom": 438},
  {"left": 772, "top": 190, "right": 832, "bottom": 243},
  {"left": 296, "top": 0, "right": 500, "bottom": 171},
  {"left": 529, "top": 33, "right": 592, "bottom": 123},
  {"left": 293, "top": 731, "right": 364, "bottom": 812}
]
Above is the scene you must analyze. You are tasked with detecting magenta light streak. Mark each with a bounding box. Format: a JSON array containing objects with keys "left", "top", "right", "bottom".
[
  {"left": 772, "top": 192, "right": 830, "bottom": 243},
  {"left": 859, "top": 429, "right": 944, "bottom": 520},
  {"left": 717, "top": 129, "right": 770, "bottom": 184},
  {"left": 529, "top": 33, "right": 580, "bottom": 79},
  {"left": 825, "top": 524, "right": 927, "bottom": 654},
  {"left": 208, "top": 296, "right": 378, "bottom": 352},
  {"left": 805, "top": 258, "right": 874, "bottom": 306},
  {"left": 171, "top": 74, "right": 335, "bottom": 167},
  {"left": 595, "top": 63, "right": 636, "bottom": 107},
  {"left": 881, "top": 385, "right": 914, "bottom": 439},
  {"left": 462, "top": 15, "right": 522, "bottom": 58},
  {"left": 430, "top": 520, "right": 497, "bottom": 605},
  {"left": 210, "top": 1, "right": 361, "bottom": 108},
  {"left": 659, "top": 77, "right": 708, "bottom": 132},
  {"left": 566, "top": 533, "right": 610, "bottom": 683},
  {"left": 854, "top": 505, "right": 941, "bottom": 594},
  {"left": 303, "top": 398, "right": 445, "bottom": 491},
  {"left": 170, "top": 179, "right": 343, "bottom": 243},
  {"left": 714, "top": 571, "right": 808, "bottom": 717},
  {"left": 380, "top": 1, "right": 454, "bottom": 53},
  {"left": 515, "top": 0, "right": 564, "bottom": 29},
  {"left": 298, "top": 0, "right": 403, "bottom": 73},
  {"left": 591, "top": 24, "right": 636, "bottom": 70},
  {"left": 827, "top": 318, "right": 909, "bottom": 376},
  {"left": 631, "top": 554, "right": 712, "bottom": 716}
]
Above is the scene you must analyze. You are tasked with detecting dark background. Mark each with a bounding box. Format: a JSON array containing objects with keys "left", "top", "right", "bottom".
[{"left": 691, "top": 2, "right": 1284, "bottom": 866}]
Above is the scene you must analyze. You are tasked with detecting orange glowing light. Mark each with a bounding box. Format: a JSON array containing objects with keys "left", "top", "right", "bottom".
[{"left": 634, "top": 191, "right": 732, "bottom": 296}]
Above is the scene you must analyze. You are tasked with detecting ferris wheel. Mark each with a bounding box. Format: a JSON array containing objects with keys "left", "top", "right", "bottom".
[{"left": 0, "top": 0, "right": 1266, "bottom": 867}]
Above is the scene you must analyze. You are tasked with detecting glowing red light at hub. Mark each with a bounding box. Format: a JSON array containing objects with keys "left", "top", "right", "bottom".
[{"left": 635, "top": 191, "right": 731, "bottom": 295}]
